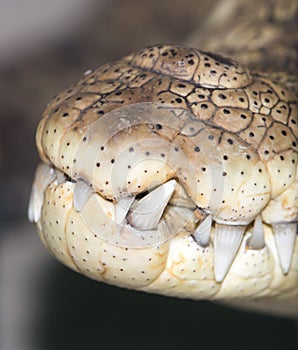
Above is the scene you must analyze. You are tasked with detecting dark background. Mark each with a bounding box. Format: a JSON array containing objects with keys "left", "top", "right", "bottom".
[{"left": 0, "top": 1, "right": 297, "bottom": 349}]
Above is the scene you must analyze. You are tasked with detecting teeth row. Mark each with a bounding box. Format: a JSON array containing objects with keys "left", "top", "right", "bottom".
[
  {"left": 35, "top": 169, "right": 296, "bottom": 281},
  {"left": 192, "top": 214, "right": 297, "bottom": 280}
]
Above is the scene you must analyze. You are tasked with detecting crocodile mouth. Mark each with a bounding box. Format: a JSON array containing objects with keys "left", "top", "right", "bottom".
[
  {"left": 28, "top": 160, "right": 297, "bottom": 284},
  {"left": 29, "top": 100, "right": 297, "bottom": 292}
]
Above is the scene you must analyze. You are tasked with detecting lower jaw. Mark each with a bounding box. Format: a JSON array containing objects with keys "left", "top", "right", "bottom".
[{"left": 33, "top": 175, "right": 298, "bottom": 303}]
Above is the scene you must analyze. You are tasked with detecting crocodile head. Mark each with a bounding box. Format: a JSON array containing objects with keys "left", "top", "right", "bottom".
[{"left": 28, "top": 44, "right": 298, "bottom": 307}]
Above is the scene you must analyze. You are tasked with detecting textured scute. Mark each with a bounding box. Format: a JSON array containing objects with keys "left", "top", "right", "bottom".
[
  {"left": 65, "top": 206, "right": 169, "bottom": 288},
  {"left": 131, "top": 45, "right": 252, "bottom": 88},
  {"left": 141, "top": 232, "right": 221, "bottom": 298},
  {"left": 262, "top": 181, "right": 298, "bottom": 224},
  {"left": 40, "top": 181, "right": 79, "bottom": 272}
]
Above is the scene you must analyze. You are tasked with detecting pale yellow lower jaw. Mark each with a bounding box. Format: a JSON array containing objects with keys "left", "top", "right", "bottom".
[{"left": 29, "top": 168, "right": 298, "bottom": 307}]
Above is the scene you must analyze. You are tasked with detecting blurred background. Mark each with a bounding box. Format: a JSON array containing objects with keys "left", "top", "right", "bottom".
[{"left": 0, "top": 1, "right": 297, "bottom": 349}]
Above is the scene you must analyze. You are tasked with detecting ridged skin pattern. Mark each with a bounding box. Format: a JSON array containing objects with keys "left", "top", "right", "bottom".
[{"left": 32, "top": 45, "right": 298, "bottom": 301}]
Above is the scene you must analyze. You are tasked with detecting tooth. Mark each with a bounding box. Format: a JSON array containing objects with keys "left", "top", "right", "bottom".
[
  {"left": 214, "top": 223, "right": 246, "bottom": 282},
  {"left": 114, "top": 196, "right": 135, "bottom": 224},
  {"left": 193, "top": 215, "right": 212, "bottom": 246},
  {"left": 247, "top": 215, "right": 265, "bottom": 249},
  {"left": 73, "top": 179, "right": 94, "bottom": 212},
  {"left": 55, "top": 168, "right": 66, "bottom": 184},
  {"left": 28, "top": 163, "right": 56, "bottom": 222},
  {"left": 273, "top": 223, "right": 297, "bottom": 274},
  {"left": 128, "top": 179, "right": 176, "bottom": 230}
]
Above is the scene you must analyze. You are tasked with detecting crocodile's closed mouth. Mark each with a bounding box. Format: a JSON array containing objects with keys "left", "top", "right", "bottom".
[{"left": 28, "top": 44, "right": 298, "bottom": 304}]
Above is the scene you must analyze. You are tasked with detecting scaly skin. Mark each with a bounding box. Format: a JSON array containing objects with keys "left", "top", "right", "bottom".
[{"left": 29, "top": 44, "right": 298, "bottom": 314}]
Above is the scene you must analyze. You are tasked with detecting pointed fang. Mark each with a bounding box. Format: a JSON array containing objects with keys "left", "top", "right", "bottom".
[
  {"left": 193, "top": 215, "right": 212, "bottom": 247},
  {"left": 73, "top": 179, "right": 94, "bottom": 212},
  {"left": 214, "top": 223, "right": 246, "bottom": 282},
  {"left": 273, "top": 223, "right": 297, "bottom": 274},
  {"left": 128, "top": 179, "right": 176, "bottom": 230},
  {"left": 247, "top": 215, "right": 265, "bottom": 249},
  {"left": 28, "top": 163, "right": 56, "bottom": 223},
  {"left": 114, "top": 196, "right": 135, "bottom": 224}
]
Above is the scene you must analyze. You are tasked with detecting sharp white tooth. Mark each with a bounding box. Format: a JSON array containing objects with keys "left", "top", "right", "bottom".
[
  {"left": 247, "top": 215, "right": 265, "bottom": 249},
  {"left": 73, "top": 179, "right": 94, "bottom": 212},
  {"left": 28, "top": 163, "right": 56, "bottom": 223},
  {"left": 114, "top": 196, "right": 135, "bottom": 224},
  {"left": 128, "top": 179, "right": 176, "bottom": 230},
  {"left": 55, "top": 168, "right": 66, "bottom": 184},
  {"left": 273, "top": 223, "right": 297, "bottom": 274},
  {"left": 214, "top": 223, "right": 246, "bottom": 282},
  {"left": 193, "top": 215, "right": 212, "bottom": 246}
]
